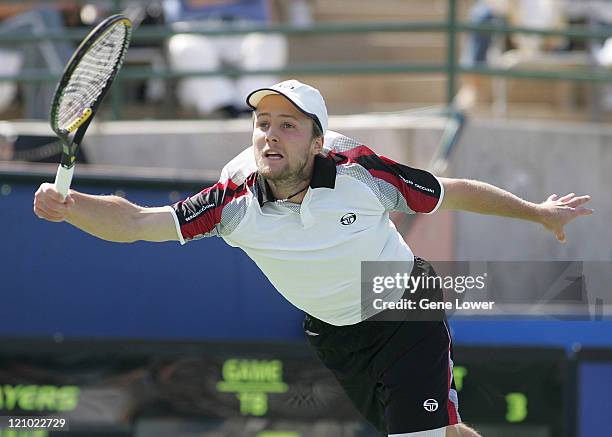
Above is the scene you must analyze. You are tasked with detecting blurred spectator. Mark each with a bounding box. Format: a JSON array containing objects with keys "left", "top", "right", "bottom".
[
  {"left": 0, "top": 4, "right": 32, "bottom": 114},
  {"left": 163, "top": 0, "right": 288, "bottom": 117},
  {"left": 458, "top": 0, "right": 567, "bottom": 109},
  {"left": 0, "top": 48, "right": 21, "bottom": 113},
  {"left": 0, "top": 2, "right": 79, "bottom": 118},
  {"left": 510, "top": 0, "right": 566, "bottom": 54},
  {"left": 567, "top": 0, "right": 612, "bottom": 111},
  {"left": 271, "top": 0, "right": 314, "bottom": 28},
  {"left": 0, "top": 120, "right": 88, "bottom": 164},
  {"left": 461, "top": 0, "right": 508, "bottom": 70},
  {"left": 461, "top": 0, "right": 567, "bottom": 68},
  {"left": 458, "top": 0, "right": 509, "bottom": 108},
  {"left": 0, "top": 121, "right": 16, "bottom": 161}
]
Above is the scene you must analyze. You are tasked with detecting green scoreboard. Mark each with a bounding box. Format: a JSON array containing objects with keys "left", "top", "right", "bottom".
[
  {"left": 452, "top": 347, "right": 569, "bottom": 437},
  {"left": 0, "top": 341, "right": 570, "bottom": 437}
]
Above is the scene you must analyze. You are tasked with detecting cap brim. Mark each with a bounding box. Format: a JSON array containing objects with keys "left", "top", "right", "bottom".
[{"left": 246, "top": 88, "right": 281, "bottom": 110}]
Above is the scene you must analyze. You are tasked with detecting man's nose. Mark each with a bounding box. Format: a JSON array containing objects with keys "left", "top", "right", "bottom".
[{"left": 265, "top": 128, "right": 279, "bottom": 143}]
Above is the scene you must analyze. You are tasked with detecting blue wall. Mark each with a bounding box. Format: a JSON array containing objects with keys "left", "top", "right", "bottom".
[
  {"left": 448, "top": 319, "right": 612, "bottom": 350},
  {"left": 1, "top": 179, "right": 304, "bottom": 340},
  {"left": 579, "top": 363, "right": 612, "bottom": 437}
]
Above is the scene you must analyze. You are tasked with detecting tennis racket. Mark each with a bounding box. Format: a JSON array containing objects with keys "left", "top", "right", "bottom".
[{"left": 51, "top": 14, "right": 132, "bottom": 198}]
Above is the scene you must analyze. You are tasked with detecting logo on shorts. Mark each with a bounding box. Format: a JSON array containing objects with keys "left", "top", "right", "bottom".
[
  {"left": 423, "top": 398, "right": 439, "bottom": 412},
  {"left": 340, "top": 213, "right": 357, "bottom": 225}
]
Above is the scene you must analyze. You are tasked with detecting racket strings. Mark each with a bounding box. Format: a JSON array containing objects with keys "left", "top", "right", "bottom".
[{"left": 57, "top": 23, "right": 129, "bottom": 130}]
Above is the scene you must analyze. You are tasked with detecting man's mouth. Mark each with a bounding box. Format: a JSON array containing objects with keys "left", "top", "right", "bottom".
[{"left": 264, "top": 150, "right": 284, "bottom": 160}]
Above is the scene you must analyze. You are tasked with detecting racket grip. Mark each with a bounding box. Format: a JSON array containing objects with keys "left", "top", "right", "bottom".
[{"left": 54, "top": 165, "right": 74, "bottom": 199}]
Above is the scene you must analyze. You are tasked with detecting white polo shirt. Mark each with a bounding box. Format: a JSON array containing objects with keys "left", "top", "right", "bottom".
[{"left": 168, "top": 131, "right": 444, "bottom": 326}]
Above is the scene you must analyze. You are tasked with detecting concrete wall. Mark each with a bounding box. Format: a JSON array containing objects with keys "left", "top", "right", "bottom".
[
  {"left": 71, "top": 114, "right": 446, "bottom": 174},
  {"left": 451, "top": 118, "right": 610, "bottom": 262}
]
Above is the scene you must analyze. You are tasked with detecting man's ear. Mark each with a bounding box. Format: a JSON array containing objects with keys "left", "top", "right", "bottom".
[{"left": 312, "top": 136, "right": 324, "bottom": 155}]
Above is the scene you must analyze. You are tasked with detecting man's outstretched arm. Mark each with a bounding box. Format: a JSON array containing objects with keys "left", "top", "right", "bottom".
[
  {"left": 438, "top": 177, "right": 593, "bottom": 243},
  {"left": 33, "top": 183, "right": 178, "bottom": 243}
]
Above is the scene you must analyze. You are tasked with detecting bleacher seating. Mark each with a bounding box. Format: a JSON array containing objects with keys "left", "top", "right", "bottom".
[
  {"left": 288, "top": 0, "right": 608, "bottom": 120},
  {"left": 0, "top": 0, "right": 608, "bottom": 121},
  {"left": 287, "top": 0, "right": 456, "bottom": 113}
]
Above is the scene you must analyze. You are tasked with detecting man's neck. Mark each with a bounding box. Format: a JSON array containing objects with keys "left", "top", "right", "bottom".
[{"left": 266, "top": 178, "right": 311, "bottom": 204}]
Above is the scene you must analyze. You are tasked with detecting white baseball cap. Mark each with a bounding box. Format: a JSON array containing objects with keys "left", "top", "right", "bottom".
[{"left": 246, "top": 79, "right": 328, "bottom": 134}]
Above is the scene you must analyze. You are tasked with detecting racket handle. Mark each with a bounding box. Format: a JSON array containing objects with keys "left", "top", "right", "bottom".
[{"left": 54, "top": 165, "right": 74, "bottom": 199}]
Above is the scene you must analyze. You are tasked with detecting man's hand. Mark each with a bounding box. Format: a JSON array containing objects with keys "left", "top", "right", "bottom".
[
  {"left": 539, "top": 193, "right": 593, "bottom": 243},
  {"left": 33, "top": 183, "right": 74, "bottom": 222}
]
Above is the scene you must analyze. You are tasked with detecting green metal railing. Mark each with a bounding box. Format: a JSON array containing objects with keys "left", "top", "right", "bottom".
[{"left": 1, "top": 0, "right": 611, "bottom": 118}]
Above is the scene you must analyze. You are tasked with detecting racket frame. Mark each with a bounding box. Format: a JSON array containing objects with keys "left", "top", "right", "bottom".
[{"left": 50, "top": 14, "right": 132, "bottom": 198}]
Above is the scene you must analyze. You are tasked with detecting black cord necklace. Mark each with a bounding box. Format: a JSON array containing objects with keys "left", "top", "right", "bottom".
[{"left": 275, "top": 184, "right": 310, "bottom": 203}]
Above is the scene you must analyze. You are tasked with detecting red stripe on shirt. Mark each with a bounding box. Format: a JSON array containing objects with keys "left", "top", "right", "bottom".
[
  {"left": 369, "top": 169, "right": 438, "bottom": 213},
  {"left": 447, "top": 352, "right": 459, "bottom": 425},
  {"left": 180, "top": 177, "right": 253, "bottom": 240},
  {"left": 330, "top": 146, "right": 439, "bottom": 213},
  {"left": 332, "top": 145, "right": 374, "bottom": 160},
  {"left": 444, "top": 322, "right": 460, "bottom": 426}
]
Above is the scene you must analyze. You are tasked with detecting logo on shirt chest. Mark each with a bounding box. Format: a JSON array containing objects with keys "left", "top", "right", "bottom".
[{"left": 340, "top": 213, "right": 357, "bottom": 225}]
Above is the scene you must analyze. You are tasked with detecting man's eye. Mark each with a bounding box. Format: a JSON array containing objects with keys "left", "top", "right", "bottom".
[
  {"left": 282, "top": 122, "right": 294, "bottom": 128},
  {"left": 258, "top": 121, "right": 269, "bottom": 128}
]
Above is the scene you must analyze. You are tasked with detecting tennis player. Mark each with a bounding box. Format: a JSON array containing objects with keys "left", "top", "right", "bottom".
[{"left": 33, "top": 80, "right": 592, "bottom": 437}]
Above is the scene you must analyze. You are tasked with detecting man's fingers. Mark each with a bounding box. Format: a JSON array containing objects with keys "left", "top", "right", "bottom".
[
  {"left": 558, "top": 192, "right": 575, "bottom": 202},
  {"left": 47, "top": 190, "right": 64, "bottom": 202},
  {"left": 40, "top": 197, "right": 70, "bottom": 216},
  {"left": 565, "top": 195, "right": 591, "bottom": 208},
  {"left": 547, "top": 194, "right": 558, "bottom": 201},
  {"left": 34, "top": 204, "right": 65, "bottom": 222},
  {"left": 35, "top": 203, "right": 64, "bottom": 220},
  {"left": 543, "top": 218, "right": 565, "bottom": 243},
  {"left": 574, "top": 207, "right": 594, "bottom": 216},
  {"left": 41, "top": 183, "right": 64, "bottom": 201},
  {"left": 65, "top": 194, "right": 75, "bottom": 207},
  {"left": 555, "top": 229, "right": 566, "bottom": 243}
]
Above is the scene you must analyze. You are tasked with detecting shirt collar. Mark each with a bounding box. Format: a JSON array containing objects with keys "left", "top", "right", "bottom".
[{"left": 256, "top": 154, "right": 337, "bottom": 206}]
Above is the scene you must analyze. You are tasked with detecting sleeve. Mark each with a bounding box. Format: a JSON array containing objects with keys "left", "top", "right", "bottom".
[
  {"left": 168, "top": 178, "right": 251, "bottom": 244},
  {"left": 335, "top": 144, "right": 444, "bottom": 214}
]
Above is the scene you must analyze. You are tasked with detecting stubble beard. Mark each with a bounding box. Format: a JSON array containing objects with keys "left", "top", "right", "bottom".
[{"left": 259, "top": 153, "right": 312, "bottom": 195}]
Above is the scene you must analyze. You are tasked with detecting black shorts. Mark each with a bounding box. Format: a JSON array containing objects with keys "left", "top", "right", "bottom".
[{"left": 303, "top": 258, "right": 461, "bottom": 435}]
